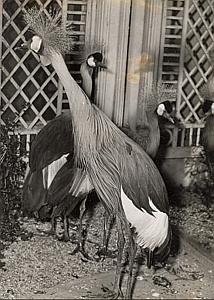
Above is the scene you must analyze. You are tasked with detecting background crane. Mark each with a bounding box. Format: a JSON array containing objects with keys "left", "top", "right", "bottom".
[
  {"left": 19, "top": 8, "right": 172, "bottom": 299},
  {"left": 122, "top": 82, "right": 176, "bottom": 160},
  {"left": 22, "top": 52, "right": 106, "bottom": 248}
]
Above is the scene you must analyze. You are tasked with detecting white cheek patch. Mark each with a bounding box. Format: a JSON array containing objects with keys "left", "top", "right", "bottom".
[
  {"left": 87, "top": 57, "right": 96, "bottom": 67},
  {"left": 157, "top": 103, "right": 165, "bottom": 116},
  {"left": 31, "top": 36, "right": 42, "bottom": 53},
  {"left": 211, "top": 103, "right": 214, "bottom": 114}
]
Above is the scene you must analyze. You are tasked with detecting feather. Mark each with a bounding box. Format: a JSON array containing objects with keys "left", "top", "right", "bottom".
[
  {"left": 23, "top": 7, "right": 74, "bottom": 54},
  {"left": 47, "top": 159, "right": 93, "bottom": 210},
  {"left": 22, "top": 169, "right": 47, "bottom": 213},
  {"left": 29, "top": 112, "right": 74, "bottom": 171},
  {"left": 202, "top": 115, "right": 214, "bottom": 153},
  {"left": 202, "top": 115, "right": 214, "bottom": 176}
]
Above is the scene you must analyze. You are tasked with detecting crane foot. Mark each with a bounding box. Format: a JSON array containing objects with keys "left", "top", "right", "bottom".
[
  {"left": 69, "top": 243, "right": 95, "bottom": 261},
  {"left": 36, "top": 228, "right": 56, "bottom": 237},
  {"left": 87, "top": 285, "right": 123, "bottom": 299},
  {"left": 95, "top": 247, "right": 118, "bottom": 261},
  {"left": 58, "top": 232, "right": 70, "bottom": 242}
]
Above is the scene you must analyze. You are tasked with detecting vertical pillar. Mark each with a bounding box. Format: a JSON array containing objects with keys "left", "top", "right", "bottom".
[
  {"left": 124, "top": 0, "right": 164, "bottom": 129},
  {"left": 123, "top": 0, "right": 146, "bottom": 130},
  {"left": 85, "top": 0, "right": 131, "bottom": 126},
  {"left": 137, "top": 0, "right": 164, "bottom": 127}
]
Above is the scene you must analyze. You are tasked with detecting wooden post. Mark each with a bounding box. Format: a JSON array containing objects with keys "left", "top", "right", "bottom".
[
  {"left": 56, "top": 0, "right": 68, "bottom": 116},
  {"left": 123, "top": 0, "right": 164, "bottom": 130},
  {"left": 123, "top": 0, "right": 146, "bottom": 129},
  {"left": 85, "top": 0, "right": 131, "bottom": 126},
  {"left": 137, "top": 0, "right": 164, "bottom": 128}
]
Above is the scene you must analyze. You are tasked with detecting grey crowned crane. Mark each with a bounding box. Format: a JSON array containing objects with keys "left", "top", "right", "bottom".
[
  {"left": 22, "top": 51, "right": 106, "bottom": 243},
  {"left": 199, "top": 97, "right": 214, "bottom": 209},
  {"left": 19, "top": 8, "right": 172, "bottom": 299},
  {"left": 202, "top": 99, "right": 214, "bottom": 176},
  {"left": 202, "top": 74, "right": 214, "bottom": 183},
  {"left": 122, "top": 99, "right": 175, "bottom": 160}
]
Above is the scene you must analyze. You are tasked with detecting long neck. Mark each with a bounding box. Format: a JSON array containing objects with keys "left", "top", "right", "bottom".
[
  {"left": 50, "top": 52, "right": 92, "bottom": 115},
  {"left": 49, "top": 52, "right": 100, "bottom": 164},
  {"left": 91, "top": 67, "right": 98, "bottom": 104},
  {"left": 80, "top": 62, "right": 93, "bottom": 99},
  {"left": 145, "top": 110, "right": 160, "bottom": 158}
]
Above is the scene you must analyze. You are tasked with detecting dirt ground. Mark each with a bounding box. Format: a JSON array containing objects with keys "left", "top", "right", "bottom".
[
  {"left": 19, "top": 232, "right": 214, "bottom": 300},
  {"left": 0, "top": 191, "right": 214, "bottom": 299}
]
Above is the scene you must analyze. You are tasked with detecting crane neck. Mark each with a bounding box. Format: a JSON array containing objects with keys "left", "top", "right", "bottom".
[
  {"left": 91, "top": 67, "right": 98, "bottom": 104},
  {"left": 50, "top": 52, "right": 92, "bottom": 115},
  {"left": 80, "top": 61, "right": 93, "bottom": 99},
  {"left": 48, "top": 51, "right": 101, "bottom": 164}
]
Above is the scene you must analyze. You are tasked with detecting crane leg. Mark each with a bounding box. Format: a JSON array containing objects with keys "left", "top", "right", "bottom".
[
  {"left": 58, "top": 215, "right": 70, "bottom": 242},
  {"left": 50, "top": 215, "right": 57, "bottom": 235},
  {"left": 94, "top": 217, "right": 125, "bottom": 299},
  {"left": 78, "top": 196, "right": 87, "bottom": 251},
  {"left": 112, "top": 217, "right": 125, "bottom": 299},
  {"left": 70, "top": 196, "right": 93, "bottom": 260},
  {"left": 103, "top": 210, "right": 110, "bottom": 251},
  {"left": 36, "top": 206, "right": 57, "bottom": 237},
  {"left": 125, "top": 234, "right": 137, "bottom": 299},
  {"left": 96, "top": 212, "right": 116, "bottom": 260}
]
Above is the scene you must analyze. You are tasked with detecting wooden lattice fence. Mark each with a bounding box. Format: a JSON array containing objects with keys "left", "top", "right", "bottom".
[
  {"left": 159, "top": 0, "right": 214, "bottom": 149},
  {"left": 1, "top": 0, "right": 214, "bottom": 158},
  {"left": 0, "top": 0, "right": 87, "bottom": 152}
]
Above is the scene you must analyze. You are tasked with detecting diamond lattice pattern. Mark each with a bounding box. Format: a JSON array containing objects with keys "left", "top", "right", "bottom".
[
  {"left": 179, "top": 0, "right": 214, "bottom": 124},
  {"left": 0, "top": 0, "right": 87, "bottom": 129}
]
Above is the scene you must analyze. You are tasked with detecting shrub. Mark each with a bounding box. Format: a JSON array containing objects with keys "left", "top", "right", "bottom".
[{"left": 0, "top": 120, "right": 26, "bottom": 242}]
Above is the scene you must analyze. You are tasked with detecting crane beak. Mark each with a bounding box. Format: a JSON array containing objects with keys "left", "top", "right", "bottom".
[
  {"left": 96, "top": 62, "right": 107, "bottom": 69},
  {"left": 14, "top": 41, "right": 30, "bottom": 51},
  {"left": 162, "top": 111, "right": 175, "bottom": 124}
]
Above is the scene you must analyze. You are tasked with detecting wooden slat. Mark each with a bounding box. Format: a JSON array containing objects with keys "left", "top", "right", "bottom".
[{"left": 176, "top": 0, "right": 190, "bottom": 121}]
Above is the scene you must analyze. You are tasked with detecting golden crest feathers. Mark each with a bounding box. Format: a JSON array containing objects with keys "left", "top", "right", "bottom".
[{"left": 23, "top": 7, "right": 74, "bottom": 54}]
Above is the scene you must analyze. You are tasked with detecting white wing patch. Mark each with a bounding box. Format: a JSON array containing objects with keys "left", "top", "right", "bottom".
[
  {"left": 42, "top": 155, "right": 68, "bottom": 189},
  {"left": 121, "top": 186, "right": 169, "bottom": 250}
]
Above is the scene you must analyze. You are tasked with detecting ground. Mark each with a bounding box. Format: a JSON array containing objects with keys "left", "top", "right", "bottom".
[{"left": 0, "top": 189, "right": 214, "bottom": 299}]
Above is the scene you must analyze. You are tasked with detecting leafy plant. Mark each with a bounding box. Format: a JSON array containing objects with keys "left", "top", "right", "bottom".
[{"left": 0, "top": 120, "right": 27, "bottom": 242}]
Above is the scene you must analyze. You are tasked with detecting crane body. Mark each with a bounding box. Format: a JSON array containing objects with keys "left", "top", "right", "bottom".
[{"left": 19, "top": 9, "right": 172, "bottom": 298}]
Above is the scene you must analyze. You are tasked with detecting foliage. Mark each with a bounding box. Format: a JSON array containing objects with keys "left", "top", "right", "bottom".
[
  {"left": 0, "top": 120, "right": 26, "bottom": 243},
  {"left": 185, "top": 148, "right": 214, "bottom": 208}
]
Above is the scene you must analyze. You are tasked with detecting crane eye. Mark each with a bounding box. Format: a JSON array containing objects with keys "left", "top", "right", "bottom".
[{"left": 202, "top": 100, "right": 213, "bottom": 113}]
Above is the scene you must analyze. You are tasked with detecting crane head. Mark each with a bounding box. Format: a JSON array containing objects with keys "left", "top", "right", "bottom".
[
  {"left": 156, "top": 101, "right": 175, "bottom": 124},
  {"left": 15, "top": 35, "right": 51, "bottom": 66},
  {"left": 87, "top": 52, "right": 107, "bottom": 69},
  {"left": 202, "top": 99, "right": 214, "bottom": 115}
]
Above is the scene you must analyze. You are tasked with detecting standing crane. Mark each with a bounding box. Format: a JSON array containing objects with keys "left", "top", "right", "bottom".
[
  {"left": 122, "top": 83, "right": 176, "bottom": 160},
  {"left": 202, "top": 99, "right": 214, "bottom": 179},
  {"left": 19, "top": 8, "right": 172, "bottom": 299},
  {"left": 22, "top": 52, "right": 106, "bottom": 244},
  {"left": 201, "top": 71, "right": 214, "bottom": 209}
]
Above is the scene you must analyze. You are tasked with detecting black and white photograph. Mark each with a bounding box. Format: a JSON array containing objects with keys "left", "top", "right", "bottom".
[{"left": 0, "top": 0, "right": 214, "bottom": 299}]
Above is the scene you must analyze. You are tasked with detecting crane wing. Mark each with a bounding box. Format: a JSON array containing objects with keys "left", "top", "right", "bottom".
[
  {"left": 22, "top": 169, "right": 46, "bottom": 213},
  {"left": 29, "top": 111, "right": 74, "bottom": 171},
  {"left": 121, "top": 141, "right": 169, "bottom": 215},
  {"left": 47, "top": 159, "right": 93, "bottom": 208},
  {"left": 121, "top": 127, "right": 150, "bottom": 154}
]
